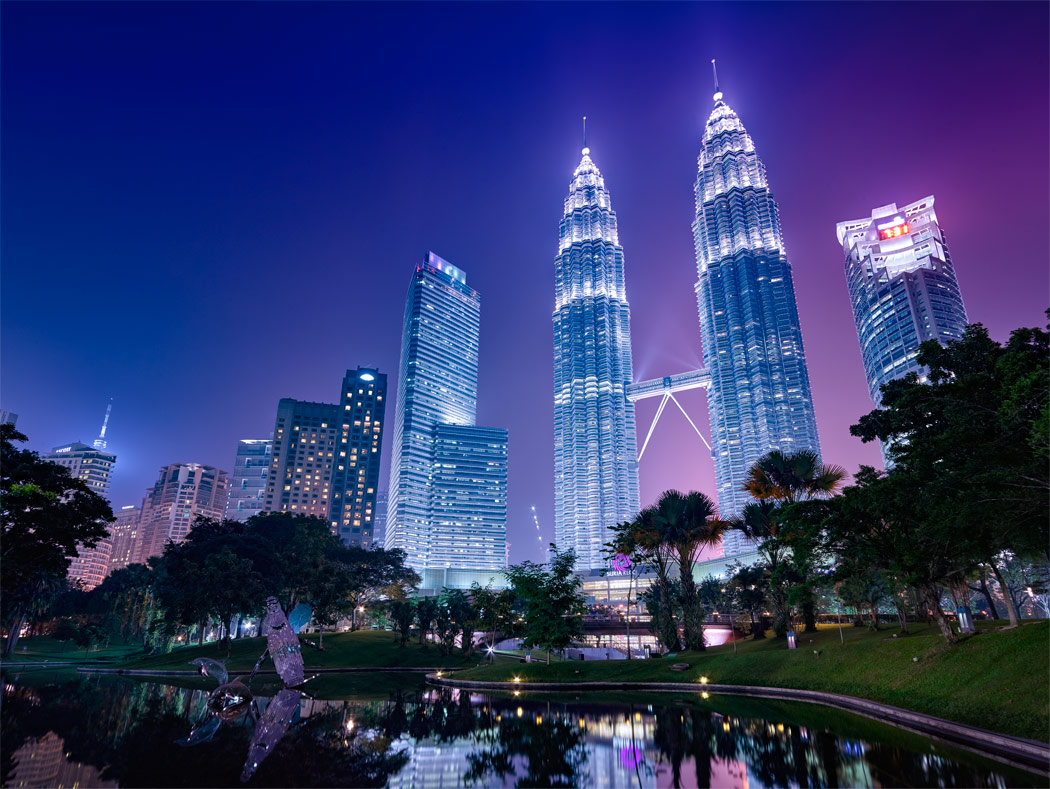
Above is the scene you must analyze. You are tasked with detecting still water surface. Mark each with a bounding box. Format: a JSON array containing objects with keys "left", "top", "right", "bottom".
[{"left": 1, "top": 672, "right": 1042, "bottom": 788}]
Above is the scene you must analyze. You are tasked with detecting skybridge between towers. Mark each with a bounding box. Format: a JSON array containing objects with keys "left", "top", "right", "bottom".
[{"left": 626, "top": 369, "right": 712, "bottom": 462}]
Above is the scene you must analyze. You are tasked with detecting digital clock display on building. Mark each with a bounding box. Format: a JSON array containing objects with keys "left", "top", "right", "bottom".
[{"left": 879, "top": 223, "right": 910, "bottom": 240}]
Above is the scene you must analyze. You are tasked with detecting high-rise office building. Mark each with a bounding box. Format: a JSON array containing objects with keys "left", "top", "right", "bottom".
[
  {"left": 429, "top": 424, "right": 508, "bottom": 569},
  {"left": 108, "top": 504, "right": 144, "bottom": 571},
  {"left": 386, "top": 253, "right": 507, "bottom": 576},
  {"left": 43, "top": 441, "right": 116, "bottom": 498},
  {"left": 134, "top": 464, "right": 229, "bottom": 563},
  {"left": 263, "top": 367, "right": 386, "bottom": 547},
  {"left": 0, "top": 410, "right": 17, "bottom": 426},
  {"left": 226, "top": 439, "right": 272, "bottom": 522},
  {"left": 373, "top": 491, "right": 388, "bottom": 547},
  {"left": 693, "top": 71, "right": 821, "bottom": 554},
  {"left": 553, "top": 144, "right": 640, "bottom": 570},
  {"left": 837, "top": 196, "right": 968, "bottom": 411},
  {"left": 44, "top": 441, "right": 118, "bottom": 589}
]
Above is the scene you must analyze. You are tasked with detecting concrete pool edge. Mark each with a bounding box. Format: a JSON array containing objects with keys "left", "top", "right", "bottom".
[{"left": 424, "top": 674, "right": 1050, "bottom": 776}]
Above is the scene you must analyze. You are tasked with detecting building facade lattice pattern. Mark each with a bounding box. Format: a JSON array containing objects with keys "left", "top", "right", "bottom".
[
  {"left": 692, "top": 91, "right": 821, "bottom": 555},
  {"left": 553, "top": 148, "right": 640, "bottom": 570}
]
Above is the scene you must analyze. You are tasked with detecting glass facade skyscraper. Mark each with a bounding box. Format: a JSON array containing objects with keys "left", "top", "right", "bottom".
[
  {"left": 386, "top": 253, "right": 507, "bottom": 575},
  {"left": 837, "top": 196, "right": 968, "bottom": 411},
  {"left": 225, "top": 439, "right": 272, "bottom": 522},
  {"left": 553, "top": 146, "right": 640, "bottom": 570},
  {"left": 693, "top": 83, "right": 821, "bottom": 554}
]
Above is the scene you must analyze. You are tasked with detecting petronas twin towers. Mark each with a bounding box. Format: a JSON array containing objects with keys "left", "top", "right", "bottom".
[{"left": 554, "top": 75, "right": 822, "bottom": 568}]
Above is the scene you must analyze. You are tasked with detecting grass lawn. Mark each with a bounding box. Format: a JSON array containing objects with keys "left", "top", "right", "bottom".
[
  {"left": 116, "top": 629, "right": 514, "bottom": 673},
  {"left": 1, "top": 636, "right": 141, "bottom": 664},
  {"left": 456, "top": 620, "right": 1050, "bottom": 743}
]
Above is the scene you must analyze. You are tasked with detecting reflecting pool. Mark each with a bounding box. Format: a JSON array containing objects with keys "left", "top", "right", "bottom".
[{"left": 1, "top": 672, "right": 1043, "bottom": 787}]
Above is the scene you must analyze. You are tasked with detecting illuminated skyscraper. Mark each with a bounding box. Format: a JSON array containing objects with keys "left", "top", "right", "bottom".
[
  {"left": 226, "top": 439, "right": 272, "bottom": 522},
  {"left": 837, "top": 196, "right": 968, "bottom": 411},
  {"left": 386, "top": 253, "right": 507, "bottom": 576},
  {"left": 134, "top": 463, "right": 229, "bottom": 563},
  {"left": 693, "top": 67, "right": 821, "bottom": 554},
  {"left": 553, "top": 142, "right": 640, "bottom": 570},
  {"left": 43, "top": 440, "right": 117, "bottom": 588},
  {"left": 262, "top": 367, "right": 386, "bottom": 547}
]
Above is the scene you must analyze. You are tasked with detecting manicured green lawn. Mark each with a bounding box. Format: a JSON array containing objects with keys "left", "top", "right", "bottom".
[
  {"left": 456, "top": 620, "right": 1050, "bottom": 743},
  {"left": 1, "top": 636, "right": 141, "bottom": 664},
  {"left": 116, "top": 629, "right": 511, "bottom": 672}
]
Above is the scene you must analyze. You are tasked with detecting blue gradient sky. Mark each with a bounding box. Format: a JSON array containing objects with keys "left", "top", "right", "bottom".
[{"left": 3, "top": 2, "right": 1047, "bottom": 564}]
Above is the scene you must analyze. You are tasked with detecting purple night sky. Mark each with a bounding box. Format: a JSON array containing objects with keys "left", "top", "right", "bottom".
[{"left": 3, "top": 3, "right": 1047, "bottom": 564}]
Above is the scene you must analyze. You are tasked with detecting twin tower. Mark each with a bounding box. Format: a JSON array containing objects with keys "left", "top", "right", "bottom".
[{"left": 554, "top": 80, "right": 821, "bottom": 568}]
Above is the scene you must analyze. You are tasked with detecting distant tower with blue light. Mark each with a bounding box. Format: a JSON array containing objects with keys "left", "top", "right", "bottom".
[
  {"left": 693, "top": 63, "right": 822, "bottom": 553},
  {"left": 553, "top": 126, "right": 641, "bottom": 570},
  {"left": 386, "top": 253, "right": 507, "bottom": 578}
]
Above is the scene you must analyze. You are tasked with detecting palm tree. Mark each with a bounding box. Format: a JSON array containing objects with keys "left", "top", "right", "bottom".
[
  {"left": 743, "top": 449, "right": 846, "bottom": 504},
  {"left": 631, "top": 503, "right": 681, "bottom": 652},
  {"left": 739, "top": 450, "right": 846, "bottom": 636},
  {"left": 659, "top": 490, "right": 726, "bottom": 651},
  {"left": 632, "top": 490, "right": 728, "bottom": 652}
]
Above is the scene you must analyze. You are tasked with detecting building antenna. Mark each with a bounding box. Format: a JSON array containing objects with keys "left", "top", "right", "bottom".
[
  {"left": 582, "top": 116, "right": 588, "bottom": 153},
  {"left": 711, "top": 59, "right": 723, "bottom": 101},
  {"left": 94, "top": 398, "right": 113, "bottom": 449}
]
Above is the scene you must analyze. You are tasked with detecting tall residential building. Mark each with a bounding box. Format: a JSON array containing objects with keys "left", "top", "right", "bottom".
[
  {"left": 108, "top": 504, "right": 144, "bottom": 571},
  {"left": 553, "top": 144, "right": 640, "bottom": 570},
  {"left": 134, "top": 464, "right": 229, "bottom": 563},
  {"left": 263, "top": 367, "right": 386, "bottom": 547},
  {"left": 836, "top": 196, "right": 968, "bottom": 411},
  {"left": 693, "top": 72, "right": 821, "bottom": 554},
  {"left": 0, "top": 410, "right": 17, "bottom": 426},
  {"left": 386, "top": 253, "right": 507, "bottom": 576},
  {"left": 225, "top": 439, "right": 272, "bottom": 522},
  {"left": 43, "top": 441, "right": 118, "bottom": 589}
]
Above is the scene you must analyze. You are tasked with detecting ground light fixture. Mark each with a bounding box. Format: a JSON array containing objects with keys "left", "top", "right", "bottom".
[
  {"left": 701, "top": 691, "right": 710, "bottom": 699},
  {"left": 699, "top": 676, "right": 709, "bottom": 684}
]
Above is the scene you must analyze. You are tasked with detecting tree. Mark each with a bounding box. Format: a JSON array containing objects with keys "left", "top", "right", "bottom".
[
  {"left": 629, "top": 502, "right": 681, "bottom": 651},
  {"left": 743, "top": 449, "right": 847, "bottom": 506},
  {"left": 415, "top": 597, "right": 439, "bottom": 647},
  {"left": 201, "top": 547, "right": 266, "bottom": 656},
  {"left": 389, "top": 599, "right": 415, "bottom": 646},
  {"left": 729, "top": 501, "right": 793, "bottom": 637},
  {"left": 743, "top": 449, "right": 846, "bottom": 634},
  {"left": 726, "top": 564, "right": 768, "bottom": 639},
  {"left": 504, "top": 545, "right": 584, "bottom": 664},
  {"left": 852, "top": 321, "right": 1050, "bottom": 627},
  {"left": 470, "top": 583, "right": 516, "bottom": 655},
  {"left": 443, "top": 588, "right": 476, "bottom": 657},
  {"left": 1, "top": 425, "right": 113, "bottom": 656},
  {"left": 603, "top": 521, "right": 647, "bottom": 659},
  {"left": 94, "top": 563, "right": 158, "bottom": 647},
  {"left": 821, "top": 467, "right": 978, "bottom": 644}
]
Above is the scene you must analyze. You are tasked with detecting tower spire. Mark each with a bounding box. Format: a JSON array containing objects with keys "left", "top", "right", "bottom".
[
  {"left": 711, "top": 59, "right": 723, "bottom": 102},
  {"left": 94, "top": 398, "right": 112, "bottom": 449},
  {"left": 582, "top": 116, "right": 589, "bottom": 155}
]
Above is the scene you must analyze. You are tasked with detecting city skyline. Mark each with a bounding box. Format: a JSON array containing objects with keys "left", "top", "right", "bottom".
[{"left": 3, "top": 3, "right": 1047, "bottom": 565}]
